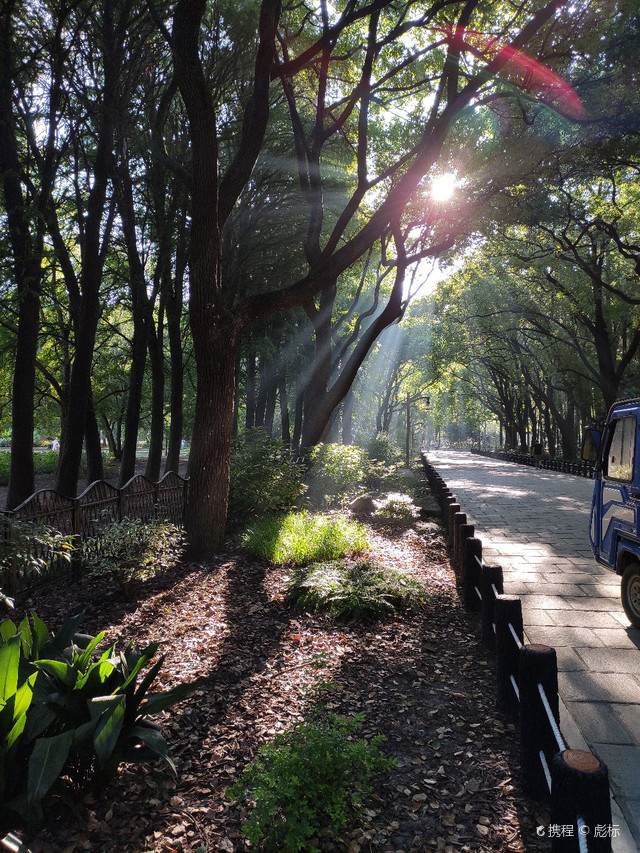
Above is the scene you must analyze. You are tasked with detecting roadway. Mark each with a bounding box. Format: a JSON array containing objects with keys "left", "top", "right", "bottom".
[{"left": 427, "top": 449, "right": 640, "bottom": 852}]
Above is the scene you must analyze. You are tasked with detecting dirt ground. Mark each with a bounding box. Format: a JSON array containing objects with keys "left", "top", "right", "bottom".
[{"left": 7, "top": 499, "right": 551, "bottom": 853}]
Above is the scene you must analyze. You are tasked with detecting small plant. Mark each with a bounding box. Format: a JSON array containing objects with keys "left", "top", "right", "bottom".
[
  {"left": 0, "top": 612, "right": 193, "bottom": 828},
  {"left": 241, "top": 511, "right": 368, "bottom": 565},
  {"left": 374, "top": 493, "right": 419, "bottom": 526},
  {"left": 306, "top": 443, "right": 366, "bottom": 506},
  {"left": 82, "top": 518, "right": 185, "bottom": 586},
  {"left": 229, "top": 429, "right": 305, "bottom": 521},
  {"left": 287, "top": 558, "right": 426, "bottom": 621},
  {"left": 0, "top": 519, "right": 76, "bottom": 608},
  {"left": 228, "top": 711, "right": 393, "bottom": 852}
]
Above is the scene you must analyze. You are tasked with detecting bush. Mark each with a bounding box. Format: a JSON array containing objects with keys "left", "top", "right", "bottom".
[
  {"left": 0, "top": 519, "right": 75, "bottom": 609},
  {"left": 307, "top": 443, "right": 366, "bottom": 506},
  {"left": 373, "top": 493, "right": 419, "bottom": 527},
  {"left": 229, "top": 429, "right": 305, "bottom": 521},
  {"left": 241, "top": 511, "right": 368, "bottom": 566},
  {"left": 82, "top": 518, "right": 185, "bottom": 586},
  {"left": 228, "top": 712, "right": 393, "bottom": 852},
  {"left": 0, "top": 612, "right": 192, "bottom": 828},
  {"left": 287, "top": 558, "right": 426, "bottom": 621},
  {"left": 366, "top": 433, "right": 401, "bottom": 464}
]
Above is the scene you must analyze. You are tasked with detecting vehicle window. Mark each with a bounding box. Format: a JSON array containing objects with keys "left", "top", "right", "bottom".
[{"left": 605, "top": 416, "right": 636, "bottom": 482}]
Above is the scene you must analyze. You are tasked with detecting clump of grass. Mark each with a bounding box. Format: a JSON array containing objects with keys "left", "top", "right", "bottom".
[
  {"left": 286, "top": 558, "right": 427, "bottom": 621},
  {"left": 241, "top": 511, "right": 369, "bottom": 565}
]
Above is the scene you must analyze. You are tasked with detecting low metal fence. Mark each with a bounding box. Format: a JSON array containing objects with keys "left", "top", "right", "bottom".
[
  {"left": 1, "top": 472, "right": 188, "bottom": 599},
  {"left": 422, "top": 452, "right": 614, "bottom": 853},
  {"left": 470, "top": 449, "right": 595, "bottom": 479}
]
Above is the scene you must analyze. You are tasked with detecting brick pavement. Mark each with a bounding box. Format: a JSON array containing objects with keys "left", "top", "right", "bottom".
[{"left": 428, "top": 449, "right": 640, "bottom": 852}]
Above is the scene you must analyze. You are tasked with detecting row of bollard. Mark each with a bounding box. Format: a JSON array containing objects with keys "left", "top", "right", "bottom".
[{"left": 422, "top": 453, "right": 614, "bottom": 853}]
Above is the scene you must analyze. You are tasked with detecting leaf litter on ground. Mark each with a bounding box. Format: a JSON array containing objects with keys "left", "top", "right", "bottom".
[{"left": 10, "top": 493, "right": 549, "bottom": 853}]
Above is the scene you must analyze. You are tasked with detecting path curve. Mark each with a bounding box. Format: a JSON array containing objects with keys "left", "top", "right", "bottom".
[{"left": 428, "top": 449, "right": 640, "bottom": 851}]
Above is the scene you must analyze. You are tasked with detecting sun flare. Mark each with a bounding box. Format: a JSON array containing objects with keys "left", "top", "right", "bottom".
[{"left": 430, "top": 172, "right": 457, "bottom": 202}]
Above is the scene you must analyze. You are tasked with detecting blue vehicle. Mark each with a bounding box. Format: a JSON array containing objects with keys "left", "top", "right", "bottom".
[{"left": 582, "top": 398, "right": 640, "bottom": 628}]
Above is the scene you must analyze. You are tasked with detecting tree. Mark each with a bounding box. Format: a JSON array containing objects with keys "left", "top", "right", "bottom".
[{"left": 166, "top": 0, "right": 589, "bottom": 556}]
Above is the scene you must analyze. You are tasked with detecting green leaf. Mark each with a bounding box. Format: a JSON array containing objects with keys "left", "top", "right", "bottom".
[
  {"left": 17, "top": 616, "right": 32, "bottom": 658},
  {"left": 0, "top": 635, "right": 21, "bottom": 701},
  {"left": 125, "top": 723, "right": 176, "bottom": 774},
  {"left": 50, "top": 613, "right": 84, "bottom": 655},
  {"left": 11, "top": 672, "right": 37, "bottom": 721},
  {"left": 141, "top": 682, "right": 194, "bottom": 716},
  {"left": 27, "top": 731, "right": 73, "bottom": 808},
  {"left": 74, "top": 631, "right": 105, "bottom": 671},
  {"left": 0, "top": 619, "right": 17, "bottom": 642},
  {"left": 33, "top": 659, "right": 77, "bottom": 688},
  {"left": 30, "top": 612, "right": 50, "bottom": 657},
  {"left": 89, "top": 695, "right": 125, "bottom": 767}
]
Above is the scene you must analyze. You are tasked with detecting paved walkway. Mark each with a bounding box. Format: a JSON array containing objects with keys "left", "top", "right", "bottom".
[{"left": 428, "top": 450, "right": 640, "bottom": 852}]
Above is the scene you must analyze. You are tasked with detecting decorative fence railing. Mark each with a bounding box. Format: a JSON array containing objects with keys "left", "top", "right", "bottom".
[
  {"left": 421, "top": 452, "right": 614, "bottom": 853},
  {"left": 470, "top": 449, "right": 595, "bottom": 479},
  {"left": 1, "top": 472, "right": 188, "bottom": 599}
]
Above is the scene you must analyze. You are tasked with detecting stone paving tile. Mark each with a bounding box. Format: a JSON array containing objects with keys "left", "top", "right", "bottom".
[
  {"left": 522, "top": 609, "right": 557, "bottom": 626},
  {"left": 589, "top": 745, "right": 640, "bottom": 846},
  {"left": 521, "top": 594, "right": 577, "bottom": 610},
  {"left": 612, "top": 705, "right": 640, "bottom": 744},
  {"left": 567, "top": 597, "right": 626, "bottom": 612},
  {"left": 524, "top": 626, "right": 604, "bottom": 648},
  {"left": 577, "top": 648, "right": 640, "bottom": 674},
  {"left": 558, "top": 671, "right": 640, "bottom": 704},
  {"left": 565, "top": 700, "right": 636, "bottom": 745},
  {"left": 547, "top": 610, "right": 626, "bottom": 629},
  {"left": 591, "top": 629, "right": 640, "bottom": 648}
]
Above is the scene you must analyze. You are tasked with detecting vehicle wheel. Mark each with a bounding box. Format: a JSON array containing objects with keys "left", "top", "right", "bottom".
[{"left": 621, "top": 563, "right": 640, "bottom": 628}]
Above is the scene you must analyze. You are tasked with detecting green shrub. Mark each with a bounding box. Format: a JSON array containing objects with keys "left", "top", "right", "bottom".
[
  {"left": 241, "top": 511, "right": 368, "bottom": 565},
  {"left": 307, "top": 444, "right": 366, "bottom": 506},
  {"left": 229, "top": 429, "right": 305, "bottom": 521},
  {"left": 373, "top": 493, "right": 419, "bottom": 526},
  {"left": 0, "top": 612, "right": 192, "bottom": 828},
  {"left": 228, "top": 712, "right": 393, "bottom": 852},
  {"left": 0, "top": 520, "right": 75, "bottom": 609},
  {"left": 366, "top": 433, "right": 401, "bottom": 464},
  {"left": 82, "top": 518, "right": 185, "bottom": 586},
  {"left": 287, "top": 558, "right": 426, "bottom": 621}
]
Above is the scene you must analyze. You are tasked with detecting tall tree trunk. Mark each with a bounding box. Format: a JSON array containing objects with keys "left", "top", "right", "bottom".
[
  {"left": 342, "top": 388, "right": 354, "bottom": 444},
  {"left": 245, "top": 353, "right": 257, "bottom": 429},
  {"left": 184, "top": 325, "right": 239, "bottom": 556},
  {"left": 85, "top": 391, "right": 104, "bottom": 483},
  {"left": 56, "top": 0, "right": 117, "bottom": 496},
  {"left": 146, "top": 319, "right": 165, "bottom": 481},
  {"left": 0, "top": 3, "right": 42, "bottom": 509},
  {"left": 278, "top": 356, "right": 291, "bottom": 446}
]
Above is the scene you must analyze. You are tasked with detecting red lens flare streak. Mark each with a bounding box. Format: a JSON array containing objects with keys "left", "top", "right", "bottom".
[{"left": 442, "top": 25, "right": 585, "bottom": 119}]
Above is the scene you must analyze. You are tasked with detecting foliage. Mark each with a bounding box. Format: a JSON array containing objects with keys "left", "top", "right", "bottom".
[
  {"left": 0, "top": 612, "right": 193, "bottom": 827},
  {"left": 228, "top": 711, "right": 393, "bottom": 852},
  {"left": 0, "top": 452, "right": 61, "bottom": 488},
  {"left": 373, "top": 494, "right": 419, "bottom": 527},
  {"left": 229, "top": 429, "right": 305, "bottom": 521},
  {"left": 0, "top": 520, "right": 75, "bottom": 609},
  {"left": 82, "top": 519, "right": 185, "bottom": 585},
  {"left": 307, "top": 444, "right": 367, "bottom": 506},
  {"left": 286, "top": 559, "right": 426, "bottom": 621},
  {"left": 367, "top": 433, "right": 402, "bottom": 464},
  {"left": 241, "top": 511, "right": 368, "bottom": 566}
]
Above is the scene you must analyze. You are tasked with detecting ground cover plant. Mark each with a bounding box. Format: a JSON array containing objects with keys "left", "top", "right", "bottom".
[
  {"left": 287, "top": 558, "right": 426, "bottom": 621},
  {"left": 82, "top": 519, "right": 186, "bottom": 588},
  {"left": 3, "top": 470, "right": 549, "bottom": 852},
  {"left": 241, "top": 511, "right": 369, "bottom": 565},
  {"left": 228, "top": 709, "right": 393, "bottom": 851}
]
